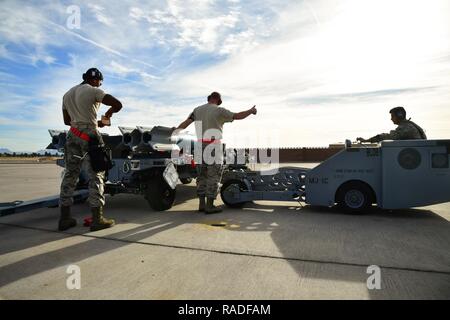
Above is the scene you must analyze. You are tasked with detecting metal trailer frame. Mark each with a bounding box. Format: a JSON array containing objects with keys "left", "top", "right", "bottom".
[
  {"left": 220, "top": 139, "right": 450, "bottom": 212},
  {"left": 0, "top": 190, "right": 88, "bottom": 217},
  {"left": 57, "top": 125, "right": 199, "bottom": 211},
  {"left": 220, "top": 166, "right": 309, "bottom": 207},
  {"left": 0, "top": 126, "right": 198, "bottom": 216}
]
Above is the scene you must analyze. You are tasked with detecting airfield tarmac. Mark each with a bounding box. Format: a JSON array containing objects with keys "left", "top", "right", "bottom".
[{"left": 0, "top": 163, "right": 449, "bottom": 299}]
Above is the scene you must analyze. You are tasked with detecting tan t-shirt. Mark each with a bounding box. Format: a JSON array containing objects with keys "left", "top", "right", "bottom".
[
  {"left": 62, "top": 84, "right": 106, "bottom": 127},
  {"left": 189, "top": 103, "right": 234, "bottom": 140}
]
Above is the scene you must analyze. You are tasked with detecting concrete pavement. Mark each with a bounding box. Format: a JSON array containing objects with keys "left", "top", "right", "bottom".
[{"left": 0, "top": 163, "right": 449, "bottom": 299}]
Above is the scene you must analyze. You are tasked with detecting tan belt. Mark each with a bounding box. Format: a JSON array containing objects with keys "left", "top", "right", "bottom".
[{"left": 71, "top": 123, "right": 98, "bottom": 130}]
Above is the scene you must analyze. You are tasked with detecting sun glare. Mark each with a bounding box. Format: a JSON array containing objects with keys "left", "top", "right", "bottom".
[{"left": 306, "top": 0, "right": 449, "bottom": 93}]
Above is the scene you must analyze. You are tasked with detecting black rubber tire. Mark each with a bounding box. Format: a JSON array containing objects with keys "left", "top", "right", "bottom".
[
  {"left": 180, "top": 177, "right": 193, "bottom": 185},
  {"left": 336, "top": 181, "right": 373, "bottom": 214},
  {"left": 145, "top": 177, "right": 176, "bottom": 211},
  {"left": 220, "top": 179, "right": 250, "bottom": 208}
]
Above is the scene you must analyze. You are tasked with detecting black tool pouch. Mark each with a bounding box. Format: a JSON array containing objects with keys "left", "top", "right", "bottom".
[{"left": 88, "top": 137, "right": 113, "bottom": 173}]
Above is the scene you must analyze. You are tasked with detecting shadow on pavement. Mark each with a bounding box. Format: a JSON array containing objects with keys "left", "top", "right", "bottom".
[
  {"left": 0, "top": 183, "right": 449, "bottom": 299},
  {"left": 223, "top": 201, "right": 450, "bottom": 298}
]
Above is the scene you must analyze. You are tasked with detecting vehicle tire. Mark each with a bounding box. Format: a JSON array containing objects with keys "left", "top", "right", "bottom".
[
  {"left": 145, "top": 177, "right": 176, "bottom": 211},
  {"left": 220, "top": 179, "right": 250, "bottom": 208},
  {"left": 180, "top": 177, "right": 193, "bottom": 184},
  {"left": 336, "top": 181, "right": 374, "bottom": 213}
]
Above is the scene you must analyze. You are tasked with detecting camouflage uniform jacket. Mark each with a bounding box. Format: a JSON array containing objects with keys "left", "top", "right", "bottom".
[{"left": 369, "top": 120, "right": 427, "bottom": 142}]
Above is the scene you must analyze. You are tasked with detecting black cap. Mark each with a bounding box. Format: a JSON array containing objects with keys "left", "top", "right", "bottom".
[
  {"left": 389, "top": 106, "right": 406, "bottom": 119},
  {"left": 207, "top": 92, "right": 222, "bottom": 105},
  {"left": 82, "top": 68, "right": 103, "bottom": 81}
]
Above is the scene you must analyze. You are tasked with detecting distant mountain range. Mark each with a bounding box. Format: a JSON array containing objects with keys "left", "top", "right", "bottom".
[
  {"left": 0, "top": 148, "right": 62, "bottom": 156},
  {"left": 0, "top": 148, "right": 12, "bottom": 154}
]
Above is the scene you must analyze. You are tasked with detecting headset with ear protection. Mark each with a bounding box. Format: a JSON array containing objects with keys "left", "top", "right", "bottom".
[{"left": 82, "top": 68, "right": 103, "bottom": 82}]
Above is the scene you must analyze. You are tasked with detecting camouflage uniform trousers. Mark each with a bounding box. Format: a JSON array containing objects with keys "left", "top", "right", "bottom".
[
  {"left": 196, "top": 164, "right": 223, "bottom": 199},
  {"left": 195, "top": 142, "right": 224, "bottom": 199},
  {"left": 59, "top": 127, "right": 105, "bottom": 208}
]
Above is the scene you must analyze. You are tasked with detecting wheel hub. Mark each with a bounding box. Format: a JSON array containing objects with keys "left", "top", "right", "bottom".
[{"left": 345, "top": 189, "right": 364, "bottom": 209}]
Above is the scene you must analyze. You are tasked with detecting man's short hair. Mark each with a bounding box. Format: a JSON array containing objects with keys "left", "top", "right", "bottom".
[
  {"left": 207, "top": 92, "right": 222, "bottom": 105},
  {"left": 390, "top": 106, "right": 406, "bottom": 119}
]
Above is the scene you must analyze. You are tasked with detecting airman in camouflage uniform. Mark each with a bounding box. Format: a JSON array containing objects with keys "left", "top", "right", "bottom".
[
  {"left": 59, "top": 68, "right": 123, "bottom": 231},
  {"left": 61, "top": 127, "right": 105, "bottom": 208},
  {"left": 175, "top": 92, "right": 257, "bottom": 214},
  {"left": 357, "top": 107, "right": 426, "bottom": 143}
]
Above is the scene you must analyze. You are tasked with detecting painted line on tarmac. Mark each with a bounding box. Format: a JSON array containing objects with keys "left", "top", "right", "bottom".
[{"left": 1, "top": 222, "right": 450, "bottom": 276}]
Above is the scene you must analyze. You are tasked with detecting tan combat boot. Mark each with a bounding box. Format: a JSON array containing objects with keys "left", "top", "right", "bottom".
[
  {"left": 58, "top": 206, "right": 77, "bottom": 231},
  {"left": 205, "top": 198, "right": 222, "bottom": 214},
  {"left": 198, "top": 197, "right": 206, "bottom": 212},
  {"left": 90, "top": 207, "right": 115, "bottom": 231}
]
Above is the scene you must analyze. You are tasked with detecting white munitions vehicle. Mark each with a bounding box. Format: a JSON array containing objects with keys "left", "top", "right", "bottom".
[
  {"left": 220, "top": 139, "right": 450, "bottom": 212},
  {"left": 306, "top": 139, "right": 450, "bottom": 210}
]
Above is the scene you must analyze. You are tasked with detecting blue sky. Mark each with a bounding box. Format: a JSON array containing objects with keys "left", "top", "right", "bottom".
[{"left": 1, "top": 0, "right": 449, "bottom": 151}]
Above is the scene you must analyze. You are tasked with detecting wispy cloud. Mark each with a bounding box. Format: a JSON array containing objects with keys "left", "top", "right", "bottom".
[{"left": 0, "top": 0, "right": 449, "bottom": 151}]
